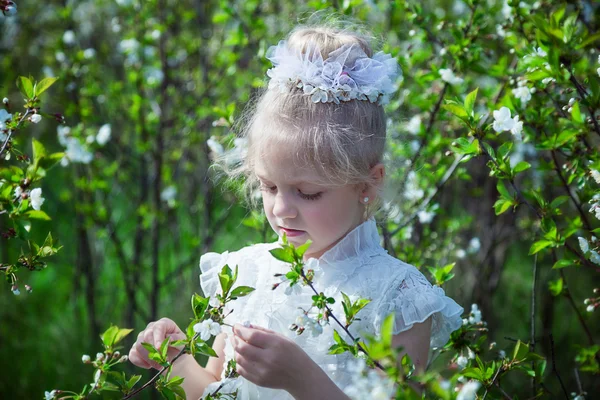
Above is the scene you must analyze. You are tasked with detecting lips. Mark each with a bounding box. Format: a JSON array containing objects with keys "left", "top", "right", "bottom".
[{"left": 279, "top": 227, "right": 305, "bottom": 237}]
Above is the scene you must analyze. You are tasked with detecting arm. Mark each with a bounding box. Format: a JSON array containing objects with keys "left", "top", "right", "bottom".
[
  {"left": 391, "top": 316, "right": 432, "bottom": 373},
  {"left": 170, "top": 332, "right": 227, "bottom": 399},
  {"left": 286, "top": 356, "right": 351, "bottom": 400}
]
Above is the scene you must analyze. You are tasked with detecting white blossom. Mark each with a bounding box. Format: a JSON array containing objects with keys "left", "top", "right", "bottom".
[
  {"left": 457, "top": 381, "right": 481, "bottom": 400},
  {"left": 597, "top": 67, "right": 600, "bottom": 78},
  {"left": 587, "top": 305, "right": 595, "bottom": 313},
  {"left": 343, "top": 358, "right": 395, "bottom": 399},
  {"left": 496, "top": 24, "right": 506, "bottom": 37},
  {"left": 493, "top": 107, "right": 515, "bottom": 133},
  {"left": 510, "top": 115, "right": 524, "bottom": 141},
  {"left": 469, "top": 303, "right": 482, "bottom": 324},
  {"left": 223, "top": 138, "right": 247, "bottom": 167},
  {"left": 14, "top": 186, "right": 22, "bottom": 199},
  {"left": 82, "top": 354, "right": 91, "bottom": 363},
  {"left": 201, "top": 377, "right": 242, "bottom": 399},
  {"left": 30, "top": 114, "right": 42, "bottom": 124},
  {"left": 417, "top": 209, "right": 435, "bottom": 224},
  {"left": 44, "top": 390, "right": 57, "bottom": 400},
  {"left": 590, "top": 170, "right": 600, "bottom": 184},
  {"left": 579, "top": 237, "right": 589, "bottom": 253},
  {"left": 83, "top": 48, "right": 96, "bottom": 59},
  {"left": 404, "top": 171, "right": 424, "bottom": 201},
  {"left": 501, "top": 1, "right": 513, "bottom": 21},
  {"left": 456, "top": 249, "right": 466, "bottom": 259},
  {"left": 160, "top": 186, "right": 177, "bottom": 203},
  {"left": 12, "top": 286, "right": 20, "bottom": 295},
  {"left": 499, "top": 350, "right": 507, "bottom": 359},
  {"left": 439, "top": 68, "right": 464, "bottom": 85},
  {"left": 456, "top": 355, "right": 468, "bottom": 369},
  {"left": 62, "top": 30, "right": 76, "bottom": 45},
  {"left": 512, "top": 86, "right": 532, "bottom": 105},
  {"left": 590, "top": 251, "right": 600, "bottom": 265},
  {"left": 0, "top": 109, "right": 13, "bottom": 130},
  {"left": 468, "top": 237, "right": 481, "bottom": 253},
  {"left": 96, "top": 124, "right": 111, "bottom": 146},
  {"left": 406, "top": 115, "right": 422, "bottom": 135},
  {"left": 30, "top": 188, "right": 44, "bottom": 211},
  {"left": 193, "top": 319, "right": 222, "bottom": 341}
]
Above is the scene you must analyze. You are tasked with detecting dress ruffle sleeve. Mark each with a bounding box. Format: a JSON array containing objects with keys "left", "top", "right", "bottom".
[
  {"left": 199, "top": 251, "right": 230, "bottom": 299},
  {"left": 373, "top": 265, "right": 463, "bottom": 349}
]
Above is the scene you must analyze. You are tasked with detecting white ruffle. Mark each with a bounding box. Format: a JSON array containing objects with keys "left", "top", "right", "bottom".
[{"left": 372, "top": 266, "right": 464, "bottom": 349}]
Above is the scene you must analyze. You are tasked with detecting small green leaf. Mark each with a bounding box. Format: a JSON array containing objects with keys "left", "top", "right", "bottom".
[
  {"left": 269, "top": 248, "right": 295, "bottom": 263},
  {"left": 191, "top": 293, "right": 209, "bottom": 319},
  {"left": 443, "top": 103, "right": 468, "bottom": 119},
  {"left": 34, "top": 77, "right": 59, "bottom": 96},
  {"left": 464, "top": 88, "right": 478, "bottom": 116},
  {"left": 571, "top": 101, "right": 583, "bottom": 123},
  {"left": 17, "top": 76, "right": 34, "bottom": 98},
  {"left": 529, "top": 240, "right": 553, "bottom": 255},
  {"left": 295, "top": 240, "right": 312, "bottom": 258},
  {"left": 24, "top": 210, "right": 51, "bottom": 220},
  {"left": 230, "top": 286, "right": 255, "bottom": 299},
  {"left": 513, "top": 161, "right": 531, "bottom": 173}
]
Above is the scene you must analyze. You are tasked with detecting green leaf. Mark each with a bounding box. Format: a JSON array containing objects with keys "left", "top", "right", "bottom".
[
  {"left": 38, "top": 152, "right": 66, "bottom": 170},
  {"left": 127, "top": 375, "right": 142, "bottom": 390},
  {"left": 101, "top": 326, "right": 119, "bottom": 348},
  {"left": 141, "top": 342, "right": 158, "bottom": 355},
  {"left": 529, "top": 240, "right": 553, "bottom": 255},
  {"left": 113, "top": 328, "right": 133, "bottom": 346},
  {"left": 24, "top": 210, "right": 51, "bottom": 220},
  {"left": 496, "top": 181, "right": 511, "bottom": 199},
  {"left": 513, "top": 161, "right": 531, "bottom": 173},
  {"left": 464, "top": 88, "right": 478, "bottom": 116},
  {"left": 191, "top": 293, "right": 209, "bottom": 319},
  {"left": 493, "top": 199, "right": 513, "bottom": 215},
  {"left": 269, "top": 248, "right": 295, "bottom": 263},
  {"left": 229, "top": 286, "right": 255, "bottom": 299},
  {"left": 550, "top": 196, "right": 569, "bottom": 210},
  {"left": 571, "top": 101, "right": 583, "bottom": 123},
  {"left": 195, "top": 341, "right": 218, "bottom": 358},
  {"left": 295, "top": 240, "right": 312, "bottom": 258},
  {"left": 34, "top": 77, "right": 59, "bottom": 96},
  {"left": 443, "top": 103, "right": 468, "bottom": 119},
  {"left": 32, "top": 139, "right": 47, "bottom": 162},
  {"left": 17, "top": 76, "right": 34, "bottom": 98}
]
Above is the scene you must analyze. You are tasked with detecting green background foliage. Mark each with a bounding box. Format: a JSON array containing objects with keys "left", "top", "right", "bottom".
[{"left": 1, "top": 0, "right": 599, "bottom": 398}]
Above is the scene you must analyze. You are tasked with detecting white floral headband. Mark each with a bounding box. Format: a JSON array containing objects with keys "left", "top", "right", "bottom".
[{"left": 265, "top": 40, "right": 401, "bottom": 105}]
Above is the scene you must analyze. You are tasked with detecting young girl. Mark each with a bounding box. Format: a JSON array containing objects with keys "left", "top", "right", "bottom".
[{"left": 129, "top": 23, "right": 463, "bottom": 399}]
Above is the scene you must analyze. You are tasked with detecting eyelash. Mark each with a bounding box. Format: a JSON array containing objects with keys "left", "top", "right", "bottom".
[{"left": 260, "top": 185, "right": 322, "bottom": 201}]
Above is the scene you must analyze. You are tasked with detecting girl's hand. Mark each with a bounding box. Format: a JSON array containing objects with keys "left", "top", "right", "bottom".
[
  {"left": 129, "top": 317, "right": 187, "bottom": 370},
  {"left": 232, "top": 323, "right": 315, "bottom": 392}
]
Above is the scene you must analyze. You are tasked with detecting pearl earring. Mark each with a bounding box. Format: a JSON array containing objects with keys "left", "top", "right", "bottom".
[{"left": 363, "top": 196, "right": 369, "bottom": 203}]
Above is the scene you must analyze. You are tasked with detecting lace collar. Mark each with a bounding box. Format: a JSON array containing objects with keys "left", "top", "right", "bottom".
[{"left": 308, "top": 218, "right": 385, "bottom": 269}]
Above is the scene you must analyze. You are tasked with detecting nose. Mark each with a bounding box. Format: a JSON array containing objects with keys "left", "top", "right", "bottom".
[{"left": 272, "top": 191, "right": 297, "bottom": 220}]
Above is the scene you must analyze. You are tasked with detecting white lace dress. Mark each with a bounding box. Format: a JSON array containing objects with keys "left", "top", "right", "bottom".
[{"left": 199, "top": 218, "right": 463, "bottom": 399}]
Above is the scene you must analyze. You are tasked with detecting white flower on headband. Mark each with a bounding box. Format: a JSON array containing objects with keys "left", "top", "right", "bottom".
[{"left": 265, "top": 40, "right": 401, "bottom": 105}]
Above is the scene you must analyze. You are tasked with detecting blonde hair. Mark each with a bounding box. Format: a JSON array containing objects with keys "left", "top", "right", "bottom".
[{"left": 225, "top": 19, "right": 390, "bottom": 217}]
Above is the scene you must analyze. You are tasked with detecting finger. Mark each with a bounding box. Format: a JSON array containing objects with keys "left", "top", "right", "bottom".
[
  {"left": 143, "top": 329, "right": 156, "bottom": 349},
  {"left": 234, "top": 324, "right": 271, "bottom": 348},
  {"left": 153, "top": 322, "right": 167, "bottom": 348},
  {"left": 233, "top": 334, "right": 263, "bottom": 360},
  {"left": 244, "top": 324, "right": 275, "bottom": 334},
  {"left": 128, "top": 348, "right": 152, "bottom": 369}
]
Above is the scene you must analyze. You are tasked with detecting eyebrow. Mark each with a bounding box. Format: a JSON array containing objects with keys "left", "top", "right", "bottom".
[{"left": 256, "top": 174, "right": 321, "bottom": 186}]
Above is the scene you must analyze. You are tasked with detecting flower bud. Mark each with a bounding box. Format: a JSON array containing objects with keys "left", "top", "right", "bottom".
[
  {"left": 567, "top": 107, "right": 573, "bottom": 113},
  {"left": 118, "top": 355, "right": 128, "bottom": 363},
  {"left": 82, "top": 355, "right": 91, "bottom": 363},
  {"left": 594, "top": 288, "right": 599, "bottom": 294},
  {"left": 271, "top": 282, "right": 280, "bottom": 290},
  {"left": 25, "top": 284, "right": 32, "bottom": 293},
  {"left": 2, "top": 98, "right": 8, "bottom": 105},
  {"left": 587, "top": 305, "right": 595, "bottom": 312},
  {"left": 3, "top": 5, "right": 17, "bottom": 16},
  {"left": 584, "top": 298, "right": 591, "bottom": 305},
  {"left": 30, "top": 114, "right": 42, "bottom": 124},
  {"left": 96, "top": 352, "right": 104, "bottom": 361},
  {"left": 112, "top": 351, "right": 121, "bottom": 359},
  {"left": 11, "top": 285, "right": 20, "bottom": 295},
  {"left": 568, "top": 98, "right": 576, "bottom": 106}
]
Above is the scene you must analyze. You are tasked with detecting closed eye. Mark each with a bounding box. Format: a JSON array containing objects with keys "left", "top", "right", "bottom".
[{"left": 298, "top": 190, "right": 322, "bottom": 201}]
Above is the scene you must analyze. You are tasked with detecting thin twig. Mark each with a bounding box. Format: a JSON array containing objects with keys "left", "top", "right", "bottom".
[
  {"left": 530, "top": 252, "right": 538, "bottom": 397},
  {"left": 0, "top": 109, "right": 31, "bottom": 155},
  {"left": 549, "top": 333, "right": 570, "bottom": 400}
]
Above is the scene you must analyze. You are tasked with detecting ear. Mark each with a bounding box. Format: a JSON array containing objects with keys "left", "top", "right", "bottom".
[{"left": 361, "top": 163, "right": 385, "bottom": 200}]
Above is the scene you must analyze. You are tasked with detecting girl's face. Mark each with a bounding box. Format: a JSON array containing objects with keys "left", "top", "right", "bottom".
[{"left": 255, "top": 149, "right": 366, "bottom": 260}]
